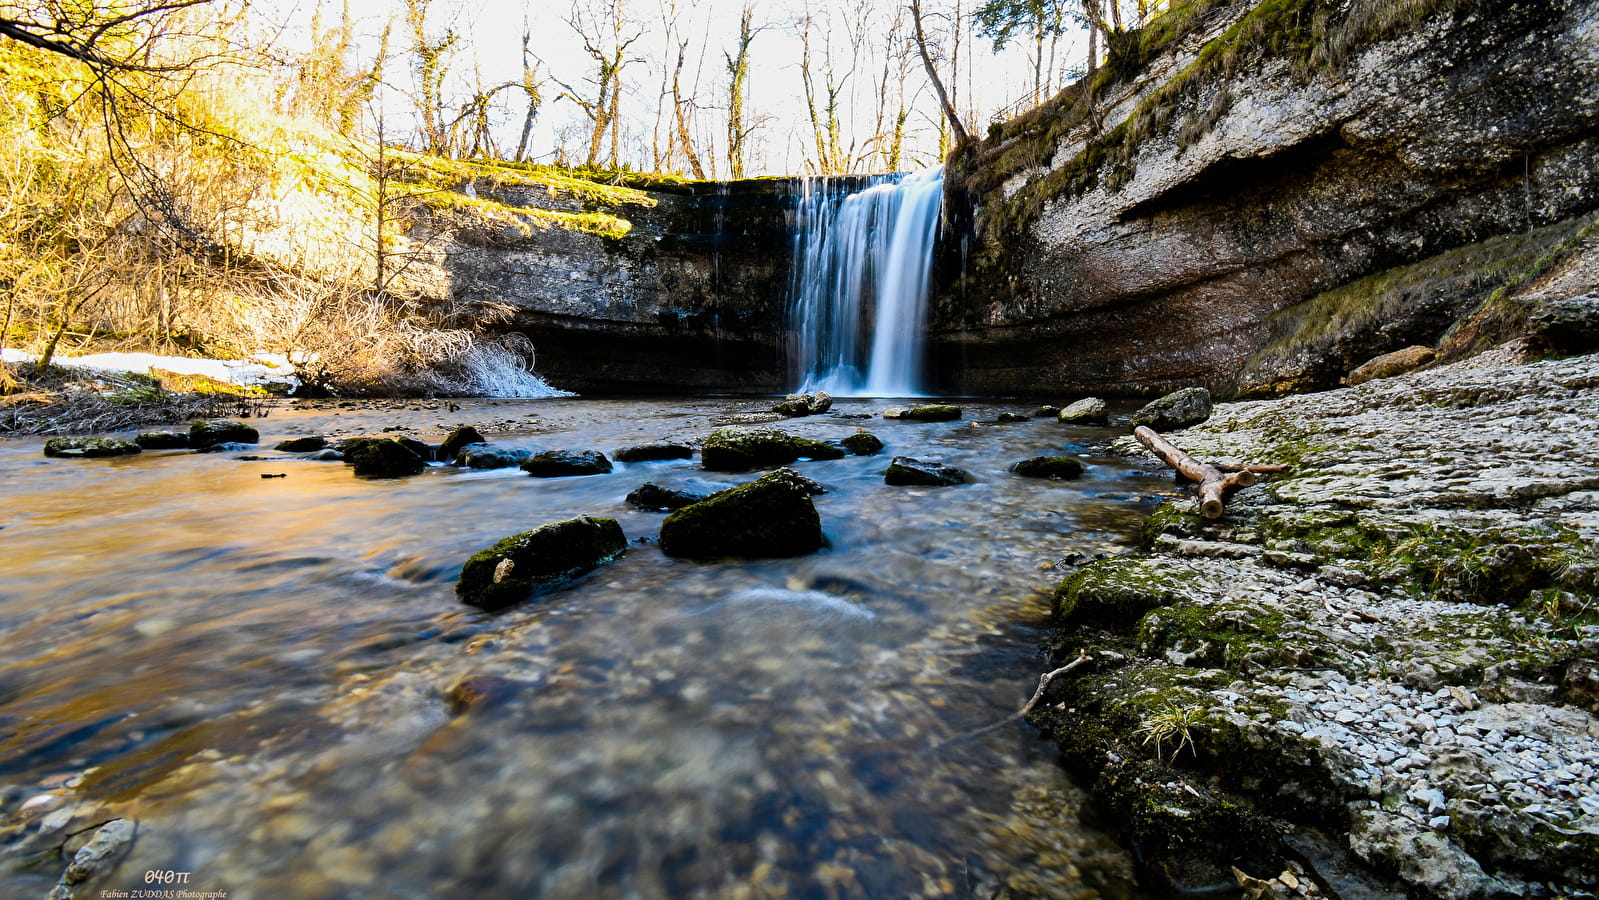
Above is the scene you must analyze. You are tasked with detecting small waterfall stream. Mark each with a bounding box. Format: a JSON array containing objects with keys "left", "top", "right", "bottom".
[{"left": 788, "top": 168, "right": 944, "bottom": 397}]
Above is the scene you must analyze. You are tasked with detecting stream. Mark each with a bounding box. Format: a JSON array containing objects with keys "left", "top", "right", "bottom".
[{"left": 0, "top": 396, "right": 1167, "bottom": 899}]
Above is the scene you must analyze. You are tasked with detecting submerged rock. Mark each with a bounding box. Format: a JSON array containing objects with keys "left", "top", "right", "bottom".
[
  {"left": 189, "top": 419, "right": 259, "bottom": 448},
  {"left": 1058, "top": 397, "right": 1108, "bottom": 424},
  {"left": 898, "top": 404, "right": 962, "bottom": 422},
  {"left": 521, "top": 449, "right": 613, "bottom": 477},
  {"left": 273, "top": 436, "right": 327, "bottom": 452},
  {"left": 839, "top": 431, "right": 884, "bottom": 456},
  {"left": 613, "top": 443, "right": 694, "bottom": 462},
  {"left": 457, "top": 516, "right": 627, "bottom": 610},
  {"left": 1128, "top": 388, "right": 1212, "bottom": 431},
  {"left": 455, "top": 444, "right": 535, "bottom": 469},
  {"left": 1347, "top": 345, "right": 1436, "bottom": 385},
  {"left": 136, "top": 430, "right": 190, "bottom": 450},
  {"left": 195, "top": 442, "right": 255, "bottom": 454},
  {"left": 772, "top": 391, "right": 833, "bottom": 417},
  {"left": 659, "top": 468, "right": 824, "bottom": 559},
  {"left": 43, "top": 437, "right": 142, "bottom": 458},
  {"left": 625, "top": 482, "right": 706, "bottom": 512},
  {"left": 700, "top": 426, "right": 841, "bottom": 471},
  {"left": 306, "top": 448, "right": 344, "bottom": 461},
  {"left": 1012, "top": 456, "right": 1086, "bottom": 479},
  {"left": 439, "top": 425, "right": 487, "bottom": 462},
  {"left": 884, "top": 456, "right": 966, "bottom": 486},
  {"left": 345, "top": 438, "right": 428, "bottom": 478}
]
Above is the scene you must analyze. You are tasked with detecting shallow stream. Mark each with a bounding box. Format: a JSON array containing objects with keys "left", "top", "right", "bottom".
[{"left": 0, "top": 397, "right": 1168, "bottom": 898}]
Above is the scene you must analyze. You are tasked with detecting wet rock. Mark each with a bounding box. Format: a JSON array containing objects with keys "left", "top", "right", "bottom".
[
  {"left": 884, "top": 456, "right": 966, "bottom": 486},
  {"left": 135, "top": 430, "right": 190, "bottom": 450},
  {"left": 839, "top": 432, "right": 884, "bottom": 456},
  {"left": 43, "top": 437, "right": 142, "bottom": 458},
  {"left": 613, "top": 443, "right": 694, "bottom": 462},
  {"left": 46, "top": 817, "right": 136, "bottom": 900},
  {"left": 898, "top": 404, "right": 962, "bottom": 422},
  {"left": 1348, "top": 809, "right": 1491, "bottom": 900},
  {"left": 445, "top": 675, "right": 528, "bottom": 715},
  {"left": 996, "top": 411, "right": 1031, "bottom": 423},
  {"left": 521, "top": 449, "right": 613, "bottom": 477},
  {"left": 189, "top": 419, "right": 259, "bottom": 448},
  {"left": 1036, "top": 405, "right": 1062, "bottom": 417},
  {"left": 700, "top": 426, "right": 842, "bottom": 471},
  {"left": 395, "top": 435, "right": 437, "bottom": 462},
  {"left": 625, "top": 482, "right": 706, "bottom": 512},
  {"left": 195, "top": 441, "right": 255, "bottom": 454},
  {"left": 457, "top": 515, "right": 627, "bottom": 610},
  {"left": 273, "top": 436, "right": 327, "bottom": 452},
  {"left": 772, "top": 391, "right": 833, "bottom": 417},
  {"left": 1348, "top": 346, "right": 1436, "bottom": 385},
  {"left": 1128, "top": 387, "right": 1212, "bottom": 431},
  {"left": 883, "top": 407, "right": 908, "bottom": 419},
  {"left": 439, "top": 425, "right": 487, "bottom": 462},
  {"left": 1529, "top": 291, "right": 1599, "bottom": 353},
  {"left": 1012, "top": 456, "right": 1086, "bottom": 479},
  {"left": 1058, "top": 397, "right": 1109, "bottom": 424},
  {"left": 659, "top": 468, "right": 824, "bottom": 559},
  {"left": 345, "top": 438, "right": 428, "bottom": 478},
  {"left": 455, "top": 444, "right": 535, "bottom": 469},
  {"left": 306, "top": 449, "right": 344, "bottom": 461}
]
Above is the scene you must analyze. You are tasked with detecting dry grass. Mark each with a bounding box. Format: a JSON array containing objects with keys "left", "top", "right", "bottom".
[{"left": 0, "top": 364, "right": 268, "bottom": 435}]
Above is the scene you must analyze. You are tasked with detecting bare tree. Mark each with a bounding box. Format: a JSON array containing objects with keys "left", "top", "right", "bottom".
[
  {"left": 555, "top": 0, "right": 642, "bottom": 169},
  {"left": 402, "top": 0, "right": 459, "bottom": 156},
  {"left": 909, "top": 0, "right": 970, "bottom": 150},
  {"left": 722, "top": 3, "right": 764, "bottom": 179}
]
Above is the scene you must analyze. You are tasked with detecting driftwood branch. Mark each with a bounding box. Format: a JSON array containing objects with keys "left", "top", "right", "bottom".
[
  {"left": 1134, "top": 426, "right": 1259, "bottom": 519},
  {"left": 940, "top": 652, "right": 1094, "bottom": 749}
]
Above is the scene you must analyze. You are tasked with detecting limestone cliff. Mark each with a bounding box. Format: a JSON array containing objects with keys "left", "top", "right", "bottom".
[{"left": 935, "top": 0, "right": 1599, "bottom": 397}]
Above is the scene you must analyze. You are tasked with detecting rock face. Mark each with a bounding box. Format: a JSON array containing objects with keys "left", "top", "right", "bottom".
[
  {"left": 189, "top": 419, "right": 258, "bottom": 448},
  {"left": 457, "top": 516, "right": 627, "bottom": 610},
  {"left": 935, "top": 0, "right": 1599, "bottom": 397},
  {"left": 1129, "top": 387, "right": 1212, "bottom": 431},
  {"left": 659, "top": 468, "right": 824, "bottom": 559},
  {"left": 884, "top": 456, "right": 966, "bottom": 486}
]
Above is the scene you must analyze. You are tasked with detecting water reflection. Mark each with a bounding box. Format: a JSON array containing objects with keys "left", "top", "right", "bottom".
[{"left": 0, "top": 398, "right": 1165, "bottom": 898}]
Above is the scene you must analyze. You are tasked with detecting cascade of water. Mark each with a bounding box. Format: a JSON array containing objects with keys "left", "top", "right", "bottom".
[{"left": 788, "top": 167, "right": 943, "bottom": 397}]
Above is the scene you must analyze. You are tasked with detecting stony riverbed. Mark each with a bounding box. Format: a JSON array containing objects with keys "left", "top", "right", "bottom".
[{"left": 1034, "top": 343, "right": 1599, "bottom": 898}]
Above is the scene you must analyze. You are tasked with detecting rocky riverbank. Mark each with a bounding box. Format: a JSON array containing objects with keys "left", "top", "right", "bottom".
[{"left": 1032, "top": 344, "right": 1599, "bottom": 898}]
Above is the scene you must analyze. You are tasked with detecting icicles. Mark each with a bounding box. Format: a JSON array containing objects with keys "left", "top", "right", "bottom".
[{"left": 787, "top": 167, "right": 943, "bottom": 397}]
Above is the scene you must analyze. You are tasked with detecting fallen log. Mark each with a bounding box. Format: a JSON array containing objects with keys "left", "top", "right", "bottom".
[{"left": 1133, "top": 425, "right": 1258, "bottom": 519}]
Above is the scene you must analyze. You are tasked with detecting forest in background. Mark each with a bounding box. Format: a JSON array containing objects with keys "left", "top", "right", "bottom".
[{"left": 0, "top": 0, "right": 1165, "bottom": 408}]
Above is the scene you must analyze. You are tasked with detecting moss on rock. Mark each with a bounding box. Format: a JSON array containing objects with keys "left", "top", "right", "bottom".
[
  {"left": 1052, "top": 557, "right": 1193, "bottom": 624},
  {"left": 43, "top": 437, "right": 143, "bottom": 458},
  {"left": 659, "top": 468, "right": 823, "bottom": 559},
  {"left": 457, "top": 516, "right": 627, "bottom": 610}
]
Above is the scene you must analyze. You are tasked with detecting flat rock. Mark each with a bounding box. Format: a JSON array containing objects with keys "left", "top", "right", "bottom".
[
  {"left": 273, "top": 436, "right": 327, "bottom": 452},
  {"left": 884, "top": 456, "right": 966, "bottom": 486},
  {"left": 700, "top": 426, "right": 842, "bottom": 471},
  {"left": 457, "top": 516, "right": 627, "bottom": 610},
  {"left": 613, "top": 443, "right": 694, "bottom": 462},
  {"left": 897, "top": 404, "right": 962, "bottom": 422},
  {"left": 43, "top": 437, "right": 142, "bottom": 458},
  {"left": 189, "top": 419, "right": 259, "bottom": 448},
  {"left": 135, "top": 430, "right": 190, "bottom": 449},
  {"left": 521, "top": 449, "right": 613, "bottom": 477},
  {"left": 456, "top": 444, "right": 535, "bottom": 469}
]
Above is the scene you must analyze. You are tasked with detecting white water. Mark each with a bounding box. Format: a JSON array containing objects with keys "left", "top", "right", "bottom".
[{"left": 788, "top": 167, "right": 944, "bottom": 397}]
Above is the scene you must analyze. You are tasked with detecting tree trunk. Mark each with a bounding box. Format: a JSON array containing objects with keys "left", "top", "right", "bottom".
[
  {"left": 1133, "top": 425, "right": 1258, "bottom": 519},
  {"left": 910, "top": 0, "right": 970, "bottom": 149}
]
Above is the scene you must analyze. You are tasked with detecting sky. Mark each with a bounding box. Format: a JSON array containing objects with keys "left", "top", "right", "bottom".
[{"left": 254, "top": 0, "right": 1094, "bottom": 175}]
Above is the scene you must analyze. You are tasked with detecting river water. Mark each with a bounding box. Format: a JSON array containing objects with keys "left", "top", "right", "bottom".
[{"left": 0, "top": 397, "right": 1166, "bottom": 899}]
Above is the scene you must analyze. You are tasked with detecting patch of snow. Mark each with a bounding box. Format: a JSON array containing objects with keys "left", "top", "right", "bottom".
[{"left": 1, "top": 348, "right": 297, "bottom": 389}]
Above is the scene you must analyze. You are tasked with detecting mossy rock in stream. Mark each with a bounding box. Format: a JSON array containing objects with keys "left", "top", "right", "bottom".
[
  {"left": 839, "top": 432, "right": 884, "bottom": 455},
  {"left": 189, "top": 419, "right": 259, "bottom": 448},
  {"left": 898, "top": 404, "right": 962, "bottom": 422},
  {"left": 613, "top": 443, "right": 694, "bottom": 462},
  {"left": 659, "top": 468, "right": 823, "bottom": 559},
  {"left": 1128, "top": 387, "right": 1212, "bottom": 431},
  {"left": 521, "top": 449, "right": 613, "bottom": 477},
  {"left": 458, "top": 516, "right": 627, "bottom": 611},
  {"left": 700, "top": 426, "right": 841, "bottom": 471},
  {"left": 1052, "top": 557, "right": 1192, "bottom": 625},
  {"left": 884, "top": 456, "right": 966, "bottom": 486},
  {"left": 273, "top": 436, "right": 327, "bottom": 452},
  {"left": 439, "top": 426, "right": 487, "bottom": 462},
  {"left": 344, "top": 438, "right": 428, "bottom": 478},
  {"left": 43, "top": 437, "right": 143, "bottom": 458},
  {"left": 1011, "top": 456, "right": 1086, "bottom": 479},
  {"left": 136, "top": 430, "right": 191, "bottom": 450}
]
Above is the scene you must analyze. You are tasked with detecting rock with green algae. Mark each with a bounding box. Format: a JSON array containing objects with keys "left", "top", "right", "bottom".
[
  {"left": 883, "top": 456, "right": 966, "bottom": 486},
  {"left": 1011, "top": 456, "right": 1086, "bottom": 479},
  {"left": 43, "top": 437, "right": 142, "bottom": 458},
  {"left": 659, "top": 468, "right": 824, "bottom": 559},
  {"left": 136, "top": 430, "right": 190, "bottom": 449},
  {"left": 771, "top": 391, "right": 833, "bottom": 417},
  {"left": 188, "top": 419, "right": 259, "bottom": 448},
  {"left": 699, "top": 426, "right": 843, "bottom": 471},
  {"left": 1058, "top": 397, "right": 1108, "bottom": 424},
  {"left": 1051, "top": 556, "right": 1191, "bottom": 624},
  {"left": 1128, "top": 388, "right": 1212, "bottom": 431},
  {"left": 344, "top": 438, "right": 428, "bottom": 478},
  {"left": 439, "top": 425, "right": 487, "bottom": 462},
  {"left": 457, "top": 516, "right": 627, "bottom": 610},
  {"left": 613, "top": 443, "right": 693, "bottom": 462},
  {"left": 456, "top": 444, "right": 535, "bottom": 469},
  {"left": 273, "top": 436, "right": 327, "bottom": 452},
  {"left": 521, "top": 449, "right": 613, "bottom": 477},
  {"left": 897, "top": 404, "right": 962, "bottom": 422},
  {"left": 839, "top": 431, "right": 884, "bottom": 455},
  {"left": 625, "top": 482, "right": 705, "bottom": 511}
]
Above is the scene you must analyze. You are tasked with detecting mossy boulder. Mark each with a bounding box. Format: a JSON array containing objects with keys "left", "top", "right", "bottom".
[
  {"left": 439, "top": 426, "right": 487, "bottom": 462},
  {"left": 521, "top": 449, "right": 613, "bottom": 477},
  {"left": 839, "top": 432, "right": 884, "bottom": 455},
  {"left": 613, "top": 443, "right": 694, "bottom": 462},
  {"left": 1012, "top": 456, "right": 1086, "bottom": 479},
  {"left": 273, "top": 436, "right": 327, "bottom": 452},
  {"left": 345, "top": 438, "right": 428, "bottom": 478},
  {"left": 1051, "top": 557, "right": 1192, "bottom": 625},
  {"left": 456, "top": 444, "right": 535, "bottom": 469},
  {"left": 898, "top": 404, "right": 962, "bottom": 422},
  {"left": 1036, "top": 405, "right": 1062, "bottom": 417},
  {"left": 625, "top": 483, "right": 706, "bottom": 512},
  {"left": 394, "top": 435, "right": 436, "bottom": 462},
  {"left": 995, "top": 411, "right": 1030, "bottom": 423},
  {"left": 659, "top": 468, "right": 824, "bottom": 559},
  {"left": 771, "top": 391, "right": 832, "bottom": 417},
  {"left": 43, "top": 437, "right": 142, "bottom": 458},
  {"left": 136, "top": 430, "right": 190, "bottom": 450},
  {"left": 457, "top": 516, "right": 627, "bottom": 610},
  {"left": 884, "top": 456, "right": 966, "bottom": 486},
  {"left": 700, "top": 426, "right": 842, "bottom": 471},
  {"left": 1058, "top": 397, "right": 1108, "bottom": 424},
  {"left": 1129, "top": 388, "right": 1212, "bottom": 431},
  {"left": 189, "top": 419, "right": 259, "bottom": 448}
]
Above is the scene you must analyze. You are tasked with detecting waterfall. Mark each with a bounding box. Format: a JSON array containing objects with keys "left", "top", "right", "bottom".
[{"left": 788, "top": 167, "right": 943, "bottom": 397}]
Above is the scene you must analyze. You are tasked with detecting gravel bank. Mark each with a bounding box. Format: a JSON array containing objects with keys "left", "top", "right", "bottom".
[{"left": 1032, "top": 344, "right": 1599, "bottom": 899}]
